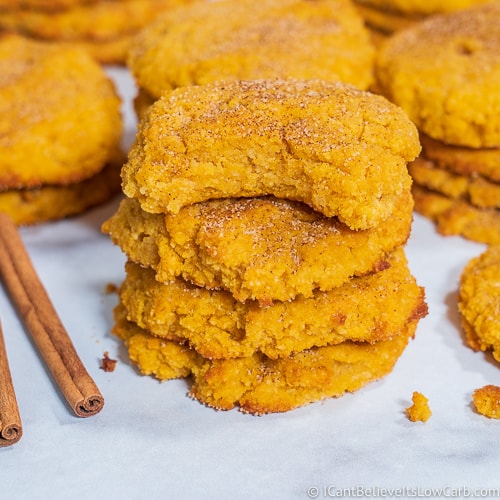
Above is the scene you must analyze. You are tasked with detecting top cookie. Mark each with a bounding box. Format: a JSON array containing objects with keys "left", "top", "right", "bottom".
[
  {"left": 0, "top": 34, "right": 122, "bottom": 189},
  {"left": 375, "top": 3, "right": 500, "bottom": 148},
  {"left": 122, "top": 78, "right": 419, "bottom": 230},
  {"left": 127, "top": 0, "right": 375, "bottom": 96}
]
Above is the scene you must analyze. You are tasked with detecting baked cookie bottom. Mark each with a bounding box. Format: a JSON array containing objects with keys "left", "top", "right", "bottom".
[
  {"left": 113, "top": 303, "right": 420, "bottom": 415},
  {"left": 0, "top": 160, "right": 122, "bottom": 225}
]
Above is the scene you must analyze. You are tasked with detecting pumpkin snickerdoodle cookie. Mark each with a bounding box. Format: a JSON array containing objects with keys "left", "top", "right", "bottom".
[
  {"left": 0, "top": 34, "right": 122, "bottom": 189},
  {"left": 103, "top": 193, "right": 414, "bottom": 304},
  {"left": 0, "top": 159, "right": 123, "bottom": 225},
  {"left": 128, "top": 0, "right": 375, "bottom": 114},
  {"left": 376, "top": 3, "right": 500, "bottom": 149},
  {"left": 458, "top": 245, "right": 500, "bottom": 364},
  {"left": 0, "top": 0, "right": 195, "bottom": 64},
  {"left": 0, "top": 34, "right": 123, "bottom": 224},
  {"left": 353, "top": 0, "right": 492, "bottom": 37},
  {"left": 117, "top": 247, "right": 426, "bottom": 360},
  {"left": 122, "top": 79, "right": 419, "bottom": 231},
  {"left": 113, "top": 303, "right": 422, "bottom": 415}
]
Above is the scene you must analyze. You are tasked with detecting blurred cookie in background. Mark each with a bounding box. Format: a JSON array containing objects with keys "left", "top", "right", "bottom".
[
  {"left": 0, "top": 0, "right": 197, "bottom": 64},
  {"left": 375, "top": 2, "right": 500, "bottom": 244},
  {"left": 127, "top": 0, "right": 376, "bottom": 116},
  {"left": 0, "top": 34, "right": 124, "bottom": 224},
  {"left": 353, "top": 0, "right": 492, "bottom": 40}
]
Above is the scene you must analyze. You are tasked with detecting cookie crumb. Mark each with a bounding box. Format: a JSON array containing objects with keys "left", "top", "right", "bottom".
[
  {"left": 472, "top": 385, "right": 500, "bottom": 419},
  {"left": 406, "top": 391, "right": 432, "bottom": 422},
  {"left": 105, "top": 282, "right": 118, "bottom": 294},
  {"left": 100, "top": 351, "right": 117, "bottom": 372}
]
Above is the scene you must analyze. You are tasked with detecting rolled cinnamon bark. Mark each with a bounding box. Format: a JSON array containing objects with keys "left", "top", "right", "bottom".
[
  {"left": 0, "top": 320, "right": 22, "bottom": 447},
  {"left": 0, "top": 213, "right": 104, "bottom": 418}
]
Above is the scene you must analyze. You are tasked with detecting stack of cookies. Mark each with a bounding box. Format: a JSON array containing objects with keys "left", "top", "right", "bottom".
[
  {"left": 0, "top": 0, "right": 196, "bottom": 64},
  {"left": 0, "top": 34, "right": 123, "bottom": 225},
  {"left": 103, "top": 78, "right": 428, "bottom": 414},
  {"left": 375, "top": 2, "right": 500, "bottom": 244}
]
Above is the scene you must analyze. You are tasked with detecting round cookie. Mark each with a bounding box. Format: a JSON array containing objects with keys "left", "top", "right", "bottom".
[
  {"left": 113, "top": 303, "right": 421, "bottom": 415},
  {"left": 419, "top": 134, "right": 500, "bottom": 183},
  {"left": 353, "top": 0, "right": 492, "bottom": 39},
  {"left": 375, "top": 3, "right": 500, "bottom": 148},
  {"left": 412, "top": 184, "right": 500, "bottom": 245},
  {"left": 354, "top": 2, "right": 420, "bottom": 35},
  {"left": 122, "top": 78, "right": 419, "bottom": 230},
  {"left": 458, "top": 245, "right": 500, "bottom": 363},
  {"left": 0, "top": 159, "right": 122, "bottom": 225},
  {"left": 118, "top": 248, "right": 427, "bottom": 359},
  {"left": 0, "top": 0, "right": 193, "bottom": 64},
  {"left": 128, "top": 0, "right": 375, "bottom": 99},
  {"left": 409, "top": 158, "right": 500, "bottom": 209},
  {"left": 0, "top": 0, "right": 96, "bottom": 10},
  {"left": 0, "top": 0, "right": 183, "bottom": 41},
  {"left": 55, "top": 35, "right": 132, "bottom": 65},
  {"left": 0, "top": 34, "right": 122, "bottom": 189},
  {"left": 355, "top": 0, "right": 492, "bottom": 17},
  {"left": 103, "top": 193, "right": 414, "bottom": 303}
]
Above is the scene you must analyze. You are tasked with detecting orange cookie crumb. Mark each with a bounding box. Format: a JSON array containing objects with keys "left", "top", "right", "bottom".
[
  {"left": 472, "top": 385, "right": 500, "bottom": 419},
  {"left": 406, "top": 391, "right": 432, "bottom": 422},
  {"left": 100, "top": 352, "right": 117, "bottom": 373},
  {"left": 105, "top": 283, "right": 118, "bottom": 295}
]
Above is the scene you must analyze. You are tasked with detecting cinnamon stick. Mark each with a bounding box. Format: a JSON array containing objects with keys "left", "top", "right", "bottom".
[
  {"left": 0, "top": 320, "right": 22, "bottom": 447},
  {"left": 0, "top": 213, "right": 104, "bottom": 417}
]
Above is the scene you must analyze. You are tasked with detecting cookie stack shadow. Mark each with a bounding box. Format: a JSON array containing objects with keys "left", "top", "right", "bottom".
[{"left": 102, "top": 78, "right": 428, "bottom": 414}]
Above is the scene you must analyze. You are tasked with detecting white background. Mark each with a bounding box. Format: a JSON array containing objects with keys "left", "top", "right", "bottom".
[{"left": 1, "top": 68, "right": 499, "bottom": 500}]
